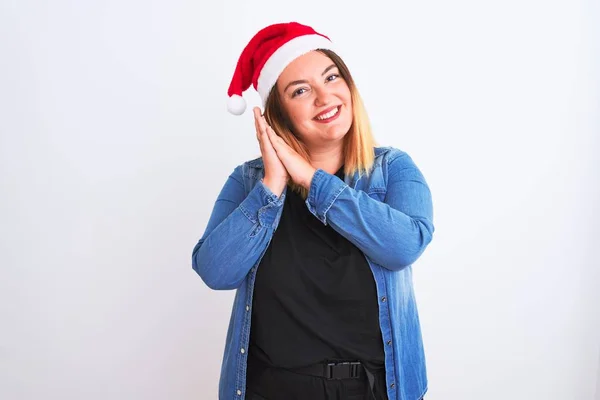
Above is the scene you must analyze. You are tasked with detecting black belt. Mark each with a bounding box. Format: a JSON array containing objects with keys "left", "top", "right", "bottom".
[
  {"left": 247, "top": 353, "right": 384, "bottom": 399},
  {"left": 292, "top": 361, "right": 365, "bottom": 380},
  {"left": 289, "top": 361, "right": 380, "bottom": 399}
]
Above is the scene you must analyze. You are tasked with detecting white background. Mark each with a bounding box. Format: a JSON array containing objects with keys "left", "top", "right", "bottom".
[{"left": 1, "top": 1, "right": 599, "bottom": 399}]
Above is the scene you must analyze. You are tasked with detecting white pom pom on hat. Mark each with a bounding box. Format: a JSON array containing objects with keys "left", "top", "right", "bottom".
[
  {"left": 226, "top": 22, "right": 336, "bottom": 115},
  {"left": 227, "top": 94, "right": 246, "bottom": 115}
]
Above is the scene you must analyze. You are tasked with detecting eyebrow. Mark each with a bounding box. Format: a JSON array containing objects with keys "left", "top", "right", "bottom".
[{"left": 283, "top": 64, "right": 338, "bottom": 94}]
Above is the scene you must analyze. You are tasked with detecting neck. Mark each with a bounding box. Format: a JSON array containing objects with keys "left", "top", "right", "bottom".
[{"left": 306, "top": 141, "right": 344, "bottom": 175}]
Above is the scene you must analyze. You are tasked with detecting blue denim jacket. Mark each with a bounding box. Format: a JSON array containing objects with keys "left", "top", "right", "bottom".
[{"left": 192, "top": 146, "right": 435, "bottom": 400}]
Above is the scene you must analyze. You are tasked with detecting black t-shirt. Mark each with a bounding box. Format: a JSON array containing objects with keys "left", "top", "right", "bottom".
[{"left": 248, "top": 165, "right": 385, "bottom": 371}]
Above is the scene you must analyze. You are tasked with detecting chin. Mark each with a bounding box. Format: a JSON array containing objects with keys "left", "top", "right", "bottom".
[
  {"left": 329, "top": 127, "right": 350, "bottom": 140},
  {"left": 317, "top": 117, "right": 352, "bottom": 138},
  {"left": 330, "top": 120, "right": 352, "bottom": 139}
]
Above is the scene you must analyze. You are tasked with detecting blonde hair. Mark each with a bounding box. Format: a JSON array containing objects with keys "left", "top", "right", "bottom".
[{"left": 264, "top": 49, "right": 377, "bottom": 199}]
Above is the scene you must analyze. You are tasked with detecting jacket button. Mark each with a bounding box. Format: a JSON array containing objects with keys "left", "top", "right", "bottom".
[
  {"left": 237, "top": 389, "right": 242, "bottom": 395},
  {"left": 240, "top": 348, "right": 245, "bottom": 354},
  {"left": 381, "top": 296, "right": 386, "bottom": 302},
  {"left": 246, "top": 305, "right": 250, "bottom": 311},
  {"left": 390, "top": 383, "right": 395, "bottom": 388},
  {"left": 387, "top": 340, "right": 392, "bottom": 346}
]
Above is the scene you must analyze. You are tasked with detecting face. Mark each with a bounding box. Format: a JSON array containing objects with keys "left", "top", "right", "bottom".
[{"left": 276, "top": 51, "right": 353, "bottom": 148}]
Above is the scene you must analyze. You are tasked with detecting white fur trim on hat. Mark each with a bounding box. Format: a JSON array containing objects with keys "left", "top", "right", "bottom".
[{"left": 256, "top": 34, "right": 335, "bottom": 106}]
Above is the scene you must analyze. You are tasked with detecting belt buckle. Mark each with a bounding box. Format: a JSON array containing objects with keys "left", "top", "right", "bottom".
[
  {"left": 326, "top": 362, "right": 338, "bottom": 380},
  {"left": 349, "top": 361, "right": 361, "bottom": 378},
  {"left": 326, "top": 361, "right": 362, "bottom": 380}
]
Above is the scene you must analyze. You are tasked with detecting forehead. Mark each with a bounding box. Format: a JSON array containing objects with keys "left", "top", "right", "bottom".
[{"left": 278, "top": 51, "right": 334, "bottom": 81}]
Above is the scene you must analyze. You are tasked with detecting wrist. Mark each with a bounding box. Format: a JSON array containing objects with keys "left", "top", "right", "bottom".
[
  {"left": 302, "top": 168, "right": 317, "bottom": 190},
  {"left": 262, "top": 177, "right": 286, "bottom": 197}
]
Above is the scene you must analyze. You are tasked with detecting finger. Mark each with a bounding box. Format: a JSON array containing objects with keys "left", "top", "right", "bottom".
[
  {"left": 254, "top": 108, "right": 269, "bottom": 139},
  {"left": 256, "top": 120, "right": 267, "bottom": 151},
  {"left": 267, "top": 126, "right": 285, "bottom": 148},
  {"left": 262, "top": 126, "right": 279, "bottom": 154},
  {"left": 266, "top": 126, "right": 278, "bottom": 147},
  {"left": 265, "top": 125, "right": 276, "bottom": 144},
  {"left": 253, "top": 107, "right": 263, "bottom": 120},
  {"left": 259, "top": 118, "right": 271, "bottom": 146},
  {"left": 259, "top": 116, "right": 269, "bottom": 137},
  {"left": 253, "top": 108, "right": 262, "bottom": 140},
  {"left": 266, "top": 127, "right": 283, "bottom": 155}
]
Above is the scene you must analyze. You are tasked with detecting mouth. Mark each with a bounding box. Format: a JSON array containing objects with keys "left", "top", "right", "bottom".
[{"left": 313, "top": 105, "right": 341, "bottom": 123}]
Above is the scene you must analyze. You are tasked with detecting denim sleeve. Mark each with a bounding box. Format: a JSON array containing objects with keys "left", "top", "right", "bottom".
[
  {"left": 305, "top": 152, "right": 434, "bottom": 271},
  {"left": 192, "top": 165, "right": 285, "bottom": 290}
]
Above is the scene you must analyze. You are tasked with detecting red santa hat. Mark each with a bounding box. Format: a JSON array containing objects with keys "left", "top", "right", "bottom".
[{"left": 226, "top": 22, "right": 335, "bottom": 115}]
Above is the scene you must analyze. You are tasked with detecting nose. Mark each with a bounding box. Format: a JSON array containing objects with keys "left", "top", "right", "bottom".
[{"left": 313, "top": 84, "right": 332, "bottom": 107}]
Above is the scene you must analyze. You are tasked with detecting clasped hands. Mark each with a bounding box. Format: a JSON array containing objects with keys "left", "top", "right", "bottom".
[{"left": 253, "top": 107, "right": 317, "bottom": 194}]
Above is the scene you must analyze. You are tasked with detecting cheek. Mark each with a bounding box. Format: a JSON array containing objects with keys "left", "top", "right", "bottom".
[
  {"left": 288, "top": 104, "right": 313, "bottom": 127},
  {"left": 342, "top": 87, "right": 352, "bottom": 105}
]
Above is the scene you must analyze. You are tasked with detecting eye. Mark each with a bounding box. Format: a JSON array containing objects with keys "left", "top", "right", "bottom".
[
  {"left": 326, "top": 74, "right": 339, "bottom": 82},
  {"left": 292, "top": 87, "right": 308, "bottom": 98}
]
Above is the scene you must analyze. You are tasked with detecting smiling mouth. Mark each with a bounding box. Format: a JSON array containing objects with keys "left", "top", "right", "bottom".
[{"left": 314, "top": 106, "right": 341, "bottom": 121}]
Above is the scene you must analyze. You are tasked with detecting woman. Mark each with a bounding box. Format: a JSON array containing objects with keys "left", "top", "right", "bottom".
[{"left": 192, "top": 22, "right": 434, "bottom": 400}]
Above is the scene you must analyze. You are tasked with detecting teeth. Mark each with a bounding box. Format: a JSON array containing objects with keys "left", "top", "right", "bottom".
[{"left": 316, "top": 107, "right": 339, "bottom": 120}]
